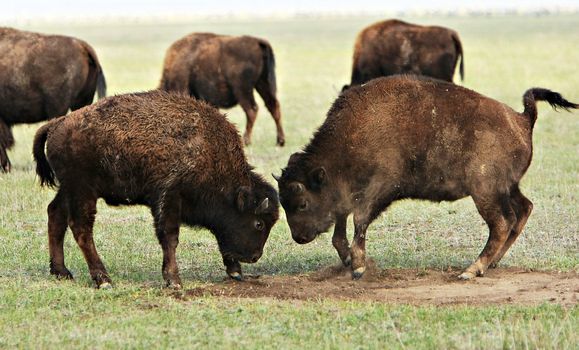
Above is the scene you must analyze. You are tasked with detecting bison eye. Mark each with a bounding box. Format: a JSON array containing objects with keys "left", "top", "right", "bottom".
[
  {"left": 298, "top": 200, "right": 309, "bottom": 212},
  {"left": 254, "top": 220, "right": 265, "bottom": 231}
]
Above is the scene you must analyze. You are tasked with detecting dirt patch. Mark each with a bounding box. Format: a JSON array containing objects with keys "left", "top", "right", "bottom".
[{"left": 176, "top": 264, "right": 578, "bottom": 307}]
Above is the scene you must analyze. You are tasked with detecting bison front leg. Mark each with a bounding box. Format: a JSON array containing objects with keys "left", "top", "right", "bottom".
[
  {"left": 350, "top": 216, "right": 369, "bottom": 280},
  {"left": 332, "top": 214, "right": 351, "bottom": 266},
  {"left": 153, "top": 199, "right": 183, "bottom": 290},
  {"left": 223, "top": 257, "right": 243, "bottom": 281}
]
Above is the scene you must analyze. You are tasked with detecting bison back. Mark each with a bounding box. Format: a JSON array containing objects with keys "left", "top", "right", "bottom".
[
  {"left": 0, "top": 28, "right": 94, "bottom": 124},
  {"left": 44, "top": 90, "right": 249, "bottom": 201}
]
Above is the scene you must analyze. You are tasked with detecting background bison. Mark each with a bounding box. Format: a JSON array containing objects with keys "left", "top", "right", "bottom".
[
  {"left": 0, "top": 27, "right": 106, "bottom": 172},
  {"left": 344, "top": 20, "right": 464, "bottom": 89},
  {"left": 278, "top": 75, "right": 577, "bottom": 281},
  {"left": 33, "top": 90, "right": 279, "bottom": 289},
  {"left": 160, "top": 33, "right": 285, "bottom": 146}
]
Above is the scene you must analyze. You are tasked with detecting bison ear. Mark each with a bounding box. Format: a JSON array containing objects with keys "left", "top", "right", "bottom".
[
  {"left": 236, "top": 186, "right": 252, "bottom": 212},
  {"left": 309, "top": 167, "right": 327, "bottom": 190},
  {"left": 341, "top": 84, "right": 350, "bottom": 92}
]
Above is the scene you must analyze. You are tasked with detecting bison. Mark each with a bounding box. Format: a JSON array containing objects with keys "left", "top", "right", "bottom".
[
  {"left": 0, "top": 27, "right": 106, "bottom": 172},
  {"left": 160, "top": 33, "right": 285, "bottom": 147},
  {"left": 277, "top": 75, "right": 577, "bottom": 280},
  {"left": 343, "top": 20, "right": 464, "bottom": 90},
  {"left": 33, "top": 90, "right": 279, "bottom": 289}
]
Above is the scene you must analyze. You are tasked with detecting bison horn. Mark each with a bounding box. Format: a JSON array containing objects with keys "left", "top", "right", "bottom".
[
  {"left": 272, "top": 173, "right": 281, "bottom": 182},
  {"left": 290, "top": 182, "right": 305, "bottom": 194},
  {"left": 255, "top": 197, "right": 269, "bottom": 214}
]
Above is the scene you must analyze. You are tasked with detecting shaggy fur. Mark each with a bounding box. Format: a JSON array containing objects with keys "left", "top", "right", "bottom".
[
  {"left": 33, "top": 90, "right": 279, "bottom": 288},
  {"left": 278, "top": 75, "right": 577, "bottom": 280}
]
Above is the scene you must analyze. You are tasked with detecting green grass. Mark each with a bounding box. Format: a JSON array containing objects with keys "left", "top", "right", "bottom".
[{"left": 1, "top": 14, "right": 578, "bottom": 349}]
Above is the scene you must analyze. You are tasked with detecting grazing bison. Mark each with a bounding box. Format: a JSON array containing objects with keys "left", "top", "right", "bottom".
[
  {"left": 33, "top": 90, "right": 279, "bottom": 289},
  {"left": 343, "top": 20, "right": 463, "bottom": 90},
  {"left": 277, "top": 75, "right": 577, "bottom": 280},
  {"left": 159, "top": 33, "right": 285, "bottom": 147},
  {"left": 0, "top": 27, "right": 106, "bottom": 172}
]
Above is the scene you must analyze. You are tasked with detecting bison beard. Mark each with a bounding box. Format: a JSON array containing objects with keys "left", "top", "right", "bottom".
[
  {"left": 33, "top": 90, "right": 279, "bottom": 289},
  {"left": 278, "top": 75, "right": 577, "bottom": 281}
]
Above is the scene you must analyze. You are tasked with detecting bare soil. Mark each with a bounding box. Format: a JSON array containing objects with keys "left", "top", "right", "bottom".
[{"left": 178, "top": 262, "right": 578, "bottom": 306}]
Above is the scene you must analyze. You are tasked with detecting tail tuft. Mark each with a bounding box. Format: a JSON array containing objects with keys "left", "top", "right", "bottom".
[{"left": 522, "top": 88, "right": 578, "bottom": 128}]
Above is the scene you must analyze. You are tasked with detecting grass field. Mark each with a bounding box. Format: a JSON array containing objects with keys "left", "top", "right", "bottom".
[{"left": 0, "top": 14, "right": 578, "bottom": 349}]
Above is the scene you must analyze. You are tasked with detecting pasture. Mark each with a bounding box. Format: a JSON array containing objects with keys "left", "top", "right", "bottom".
[{"left": 0, "top": 14, "right": 578, "bottom": 348}]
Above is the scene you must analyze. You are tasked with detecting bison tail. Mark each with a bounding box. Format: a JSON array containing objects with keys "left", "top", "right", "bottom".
[
  {"left": 81, "top": 41, "right": 107, "bottom": 99},
  {"left": 33, "top": 122, "right": 57, "bottom": 188},
  {"left": 259, "top": 40, "right": 277, "bottom": 96},
  {"left": 96, "top": 67, "right": 107, "bottom": 99},
  {"left": 522, "top": 88, "right": 578, "bottom": 129},
  {"left": 451, "top": 32, "right": 464, "bottom": 81}
]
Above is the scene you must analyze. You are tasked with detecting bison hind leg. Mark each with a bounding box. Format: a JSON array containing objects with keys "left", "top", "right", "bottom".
[
  {"left": 0, "top": 120, "right": 14, "bottom": 172},
  {"left": 48, "top": 190, "right": 73, "bottom": 279},
  {"left": 67, "top": 192, "right": 112, "bottom": 288},
  {"left": 489, "top": 186, "right": 533, "bottom": 268},
  {"left": 459, "top": 192, "right": 516, "bottom": 280},
  {"left": 151, "top": 197, "right": 183, "bottom": 289}
]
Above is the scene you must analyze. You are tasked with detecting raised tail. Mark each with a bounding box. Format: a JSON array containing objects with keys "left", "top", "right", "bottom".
[
  {"left": 522, "top": 88, "right": 578, "bottom": 128},
  {"left": 258, "top": 40, "right": 277, "bottom": 96},
  {"left": 33, "top": 122, "right": 57, "bottom": 188},
  {"left": 451, "top": 31, "right": 464, "bottom": 81}
]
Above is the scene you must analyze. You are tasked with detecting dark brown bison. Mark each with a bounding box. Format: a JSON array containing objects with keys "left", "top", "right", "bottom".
[
  {"left": 0, "top": 27, "right": 106, "bottom": 172},
  {"left": 343, "top": 20, "right": 464, "bottom": 90},
  {"left": 159, "top": 33, "right": 285, "bottom": 147},
  {"left": 277, "top": 75, "right": 577, "bottom": 281},
  {"left": 33, "top": 90, "right": 279, "bottom": 289}
]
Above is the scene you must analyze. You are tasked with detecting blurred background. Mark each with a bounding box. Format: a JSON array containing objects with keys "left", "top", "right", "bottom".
[{"left": 3, "top": 0, "right": 579, "bottom": 22}]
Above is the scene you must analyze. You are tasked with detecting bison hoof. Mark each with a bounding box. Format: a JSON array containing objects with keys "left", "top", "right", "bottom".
[
  {"left": 277, "top": 138, "right": 285, "bottom": 147},
  {"left": 489, "top": 262, "right": 499, "bottom": 269},
  {"left": 228, "top": 272, "right": 243, "bottom": 281},
  {"left": 98, "top": 282, "right": 113, "bottom": 290},
  {"left": 458, "top": 271, "right": 477, "bottom": 280},
  {"left": 51, "top": 269, "right": 74, "bottom": 280},
  {"left": 352, "top": 267, "right": 365, "bottom": 280},
  {"left": 166, "top": 281, "right": 182, "bottom": 290}
]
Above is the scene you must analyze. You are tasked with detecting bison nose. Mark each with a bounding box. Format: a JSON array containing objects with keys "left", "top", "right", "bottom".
[
  {"left": 250, "top": 252, "right": 262, "bottom": 263},
  {"left": 293, "top": 236, "right": 309, "bottom": 244}
]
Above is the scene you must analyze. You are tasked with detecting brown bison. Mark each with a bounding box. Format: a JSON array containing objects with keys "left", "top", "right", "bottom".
[
  {"left": 33, "top": 90, "right": 279, "bottom": 289},
  {"left": 344, "top": 20, "right": 464, "bottom": 90},
  {"left": 159, "top": 33, "right": 285, "bottom": 147},
  {"left": 277, "top": 75, "right": 577, "bottom": 280},
  {"left": 0, "top": 27, "right": 106, "bottom": 172}
]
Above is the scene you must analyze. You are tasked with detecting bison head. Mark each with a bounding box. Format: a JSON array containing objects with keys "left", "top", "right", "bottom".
[
  {"left": 277, "top": 155, "right": 336, "bottom": 244},
  {"left": 215, "top": 180, "right": 279, "bottom": 265}
]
